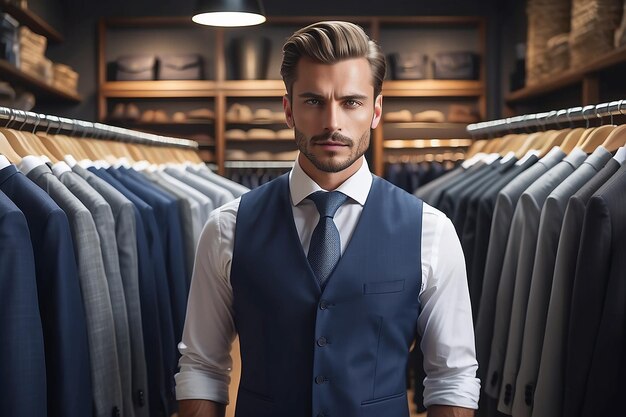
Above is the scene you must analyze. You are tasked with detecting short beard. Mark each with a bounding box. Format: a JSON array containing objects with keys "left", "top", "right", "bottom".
[{"left": 294, "top": 127, "right": 371, "bottom": 173}]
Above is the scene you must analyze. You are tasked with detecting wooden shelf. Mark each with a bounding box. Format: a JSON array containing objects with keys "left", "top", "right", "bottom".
[
  {"left": 2, "top": 3, "right": 63, "bottom": 42},
  {"left": 221, "top": 80, "right": 286, "bottom": 97},
  {"left": 506, "top": 46, "right": 626, "bottom": 104},
  {"left": 383, "top": 122, "right": 472, "bottom": 139},
  {"left": 0, "top": 59, "right": 80, "bottom": 102},
  {"left": 101, "top": 81, "right": 218, "bottom": 97},
  {"left": 383, "top": 80, "right": 484, "bottom": 97}
]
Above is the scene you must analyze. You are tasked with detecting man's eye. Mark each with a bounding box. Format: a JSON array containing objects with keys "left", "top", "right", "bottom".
[
  {"left": 305, "top": 99, "right": 321, "bottom": 105},
  {"left": 345, "top": 100, "right": 362, "bottom": 107}
]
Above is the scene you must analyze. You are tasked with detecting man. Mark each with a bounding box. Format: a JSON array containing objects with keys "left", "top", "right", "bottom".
[{"left": 176, "top": 21, "right": 480, "bottom": 417}]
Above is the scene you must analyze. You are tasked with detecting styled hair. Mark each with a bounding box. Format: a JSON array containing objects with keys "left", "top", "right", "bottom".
[{"left": 281, "top": 21, "right": 386, "bottom": 99}]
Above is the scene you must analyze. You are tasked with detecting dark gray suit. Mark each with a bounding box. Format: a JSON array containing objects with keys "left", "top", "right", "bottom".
[
  {"left": 186, "top": 165, "right": 250, "bottom": 198},
  {"left": 476, "top": 148, "right": 565, "bottom": 392},
  {"left": 164, "top": 166, "right": 235, "bottom": 207},
  {"left": 495, "top": 148, "right": 586, "bottom": 413},
  {"left": 511, "top": 147, "right": 612, "bottom": 417},
  {"left": 27, "top": 163, "right": 123, "bottom": 417},
  {"left": 532, "top": 157, "right": 622, "bottom": 417},
  {"left": 414, "top": 163, "right": 469, "bottom": 205},
  {"left": 56, "top": 168, "right": 135, "bottom": 417}
]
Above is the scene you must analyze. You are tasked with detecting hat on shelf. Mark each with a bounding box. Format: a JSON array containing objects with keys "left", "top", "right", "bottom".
[
  {"left": 413, "top": 110, "right": 445, "bottom": 123},
  {"left": 383, "top": 109, "right": 412, "bottom": 122},
  {"left": 226, "top": 103, "right": 253, "bottom": 122},
  {"left": 172, "top": 111, "right": 186, "bottom": 122},
  {"left": 153, "top": 110, "right": 168, "bottom": 123},
  {"left": 225, "top": 129, "right": 247, "bottom": 140},
  {"left": 447, "top": 104, "right": 479, "bottom": 124},
  {"left": 252, "top": 108, "right": 274, "bottom": 123},
  {"left": 276, "top": 128, "right": 294, "bottom": 140},
  {"left": 247, "top": 128, "right": 276, "bottom": 139},
  {"left": 140, "top": 109, "right": 156, "bottom": 123},
  {"left": 186, "top": 108, "right": 215, "bottom": 120},
  {"left": 272, "top": 111, "right": 286, "bottom": 123}
]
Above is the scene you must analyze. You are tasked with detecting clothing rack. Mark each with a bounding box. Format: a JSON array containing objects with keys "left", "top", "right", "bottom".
[
  {"left": 467, "top": 99, "right": 626, "bottom": 136},
  {"left": 0, "top": 106, "right": 199, "bottom": 149}
]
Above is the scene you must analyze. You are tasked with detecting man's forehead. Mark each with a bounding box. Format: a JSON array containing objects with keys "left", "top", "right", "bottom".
[{"left": 291, "top": 57, "right": 374, "bottom": 93}]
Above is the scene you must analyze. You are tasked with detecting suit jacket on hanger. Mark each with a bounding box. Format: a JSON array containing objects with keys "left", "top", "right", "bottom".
[
  {"left": 464, "top": 155, "right": 539, "bottom": 314},
  {"left": 91, "top": 167, "right": 178, "bottom": 416},
  {"left": 532, "top": 157, "right": 622, "bottom": 417},
  {"left": 0, "top": 164, "right": 91, "bottom": 417},
  {"left": 512, "top": 147, "right": 612, "bottom": 417},
  {"left": 186, "top": 165, "right": 250, "bottom": 198},
  {"left": 56, "top": 169, "right": 135, "bottom": 417},
  {"left": 564, "top": 163, "right": 626, "bottom": 417},
  {"left": 579, "top": 164, "right": 626, "bottom": 417},
  {"left": 27, "top": 163, "right": 123, "bottom": 417},
  {"left": 495, "top": 148, "right": 586, "bottom": 414},
  {"left": 164, "top": 166, "right": 235, "bottom": 207},
  {"left": 70, "top": 164, "right": 150, "bottom": 417},
  {"left": 476, "top": 148, "right": 564, "bottom": 387},
  {"left": 0, "top": 189, "right": 47, "bottom": 417},
  {"left": 413, "top": 164, "right": 466, "bottom": 205}
]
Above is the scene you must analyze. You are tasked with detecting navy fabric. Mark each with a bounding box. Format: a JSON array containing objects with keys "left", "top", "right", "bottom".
[
  {"left": 89, "top": 167, "right": 176, "bottom": 416},
  {"left": 0, "top": 188, "right": 47, "bottom": 417},
  {"left": 231, "top": 174, "right": 423, "bottom": 417},
  {"left": 0, "top": 165, "right": 91, "bottom": 417}
]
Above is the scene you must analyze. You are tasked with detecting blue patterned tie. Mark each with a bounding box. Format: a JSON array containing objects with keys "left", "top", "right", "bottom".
[{"left": 307, "top": 191, "right": 348, "bottom": 288}]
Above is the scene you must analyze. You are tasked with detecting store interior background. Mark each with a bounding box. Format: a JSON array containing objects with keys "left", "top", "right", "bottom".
[{"left": 27, "top": 0, "right": 524, "bottom": 121}]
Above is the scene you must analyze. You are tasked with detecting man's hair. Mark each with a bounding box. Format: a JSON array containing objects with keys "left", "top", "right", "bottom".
[{"left": 280, "top": 21, "right": 386, "bottom": 99}]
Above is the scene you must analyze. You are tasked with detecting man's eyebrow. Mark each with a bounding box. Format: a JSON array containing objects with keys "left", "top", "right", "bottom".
[{"left": 297, "top": 92, "right": 369, "bottom": 100}]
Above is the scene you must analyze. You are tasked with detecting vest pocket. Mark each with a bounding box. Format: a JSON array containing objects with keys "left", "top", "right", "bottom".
[
  {"left": 238, "top": 385, "right": 275, "bottom": 403},
  {"left": 361, "top": 390, "right": 407, "bottom": 405},
  {"left": 363, "top": 279, "right": 405, "bottom": 294}
]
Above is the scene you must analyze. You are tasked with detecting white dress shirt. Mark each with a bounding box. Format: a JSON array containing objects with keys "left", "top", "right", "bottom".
[{"left": 175, "top": 157, "right": 480, "bottom": 409}]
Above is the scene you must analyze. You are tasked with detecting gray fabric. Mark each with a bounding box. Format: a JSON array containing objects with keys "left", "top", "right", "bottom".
[
  {"left": 154, "top": 170, "right": 214, "bottom": 242},
  {"left": 141, "top": 169, "right": 197, "bottom": 283},
  {"left": 475, "top": 149, "right": 566, "bottom": 390},
  {"left": 56, "top": 169, "right": 135, "bottom": 417},
  {"left": 512, "top": 147, "right": 612, "bottom": 417},
  {"left": 27, "top": 164, "right": 123, "bottom": 417},
  {"left": 164, "top": 166, "right": 235, "bottom": 207},
  {"left": 187, "top": 165, "right": 250, "bottom": 198},
  {"left": 413, "top": 164, "right": 465, "bottom": 204},
  {"left": 494, "top": 148, "right": 587, "bottom": 414},
  {"left": 532, "top": 157, "right": 622, "bottom": 417},
  {"left": 72, "top": 163, "right": 149, "bottom": 417}
]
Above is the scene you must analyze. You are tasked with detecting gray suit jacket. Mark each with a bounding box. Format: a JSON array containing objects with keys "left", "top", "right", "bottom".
[
  {"left": 512, "top": 147, "right": 612, "bottom": 417},
  {"left": 157, "top": 170, "right": 214, "bottom": 229},
  {"left": 72, "top": 163, "right": 150, "bottom": 417},
  {"left": 27, "top": 163, "right": 123, "bottom": 417},
  {"left": 532, "top": 157, "right": 622, "bottom": 417},
  {"left": 164, "top": 166, "right": 235, "bottom": 207},
  {"left": 186, "top": 165, "right": 250, "bottom": 198},
  {"left": 495, "top": 148, "right": 587, "bottom": 413},
  {"left": 476, "top": 148, "right": 565, "bottom": 390},
  {"left": 56, "top": 168, "right": 135, "bottom": 417}
]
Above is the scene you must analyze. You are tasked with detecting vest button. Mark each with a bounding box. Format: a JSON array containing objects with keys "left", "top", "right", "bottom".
[
  {"left": 319, "top": 300, "right": 329, "bottom": 310},
  {"left": 317, "top": 337, "right": 328, "bottom": 347},
  {"left": 315, "top": 375, "right": 326, "bottom": 384}
]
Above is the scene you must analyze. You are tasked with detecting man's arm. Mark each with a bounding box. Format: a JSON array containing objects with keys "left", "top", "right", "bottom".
[
  {"left": 428, "top": 405, "right": 475, "bottom": 417},
  {"left": 179, "top": 399, "right": 226, "bottom": 417}
]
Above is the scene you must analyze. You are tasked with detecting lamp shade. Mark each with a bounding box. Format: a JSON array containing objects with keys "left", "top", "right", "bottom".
[{"left": 192, "top": 0, "right": 266, "bottom": 27}]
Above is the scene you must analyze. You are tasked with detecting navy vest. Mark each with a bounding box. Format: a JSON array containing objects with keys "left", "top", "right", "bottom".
[{"left": 231, "top": 173, "right": 423, "bottom": 417}]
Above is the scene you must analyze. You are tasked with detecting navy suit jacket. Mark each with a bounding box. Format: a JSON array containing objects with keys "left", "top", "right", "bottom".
[
  {"left": 0, "top": 188, "right": 47, "bottom": 417},
  {"left": 89, "top": 166, "right": 177, "bottom": 415},
  {"left": 0, "top": 165, "right": 91, "bottom": 417}
]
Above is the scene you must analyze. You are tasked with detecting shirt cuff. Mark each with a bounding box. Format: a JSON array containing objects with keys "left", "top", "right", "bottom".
[
  {"left": 423, "top": 375, "right": 481, "bottom": 409},
  {"left": 175, "top": 369, "right": 230, "bottom": 404}
]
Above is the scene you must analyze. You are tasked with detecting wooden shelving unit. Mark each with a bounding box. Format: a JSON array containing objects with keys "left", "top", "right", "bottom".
[
  {"left": 505, "top": 45, "right": 626, "bottom": 112},
  {"left": 2, "top": 2, "right": 63, "bottom": 42},
  {"left": 0, "top": 59, "right": 80, "bottom": 102},
  {"left": 98, "top": 16, "right": 486, "bottom": 176}
]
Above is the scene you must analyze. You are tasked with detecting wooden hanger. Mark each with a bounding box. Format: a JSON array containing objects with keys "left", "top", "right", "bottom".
[
  {"left": 579, "top": 124, "right": 616, "bottom": 153},
  {"left": 559, "top": 127, "right": 586, "bottom": 154},
  {"left": 536, "top": 128, "right": 571, "bottom": 157},
  {"left": 466, "top": 139, "right": 488, "bottom": 158},
  {"left": 514, "top": 131, "right": 549, "bottom": 159},
  {"left": 0, "top": 131, "right": 22, "bottom": 164},
  {"left": 600, "top": 123, "right": 626, "bottom": 152}
]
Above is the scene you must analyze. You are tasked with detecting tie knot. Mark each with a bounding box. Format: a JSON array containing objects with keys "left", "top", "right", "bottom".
[{"left": 308, "top": 191, "right": 348, "bottom": 218}]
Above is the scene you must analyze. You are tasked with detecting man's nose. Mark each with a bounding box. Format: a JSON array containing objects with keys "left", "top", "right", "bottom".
[{"left": 323, "top": 102, "right": 340, "bottom": 132}]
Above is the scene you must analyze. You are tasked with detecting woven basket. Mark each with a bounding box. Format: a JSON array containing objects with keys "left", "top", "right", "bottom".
[
  {"left": 570, "top": 0, "right": 622, "bottom": 67},
  {"left": 526, "top": 0, "right": 571, "bottom": 84}
]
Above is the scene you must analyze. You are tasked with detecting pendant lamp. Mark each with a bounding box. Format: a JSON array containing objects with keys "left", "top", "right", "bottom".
[{"left": 192, "top": 0, "right": 266, "bottom": 27}]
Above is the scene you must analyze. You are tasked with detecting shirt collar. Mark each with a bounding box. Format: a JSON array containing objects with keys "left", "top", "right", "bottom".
[{"left": 289, "top": 156, "right": 372, "bottom": 207}]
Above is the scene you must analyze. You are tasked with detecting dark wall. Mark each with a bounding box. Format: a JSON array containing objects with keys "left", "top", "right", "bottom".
[{"left": 32, "top": 0, "right": 527, "bottom": 121}]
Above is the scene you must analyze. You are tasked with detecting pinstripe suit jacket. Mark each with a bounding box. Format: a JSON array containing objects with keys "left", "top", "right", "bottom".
[
  {"left": 495, "top": 148, "right": 586, "bottom": 414},
  {"left": 71, "top": 163, "right": 150, "bottom": 417},
  {"left": 0, "top": 164, "right": 91, "bottom": 417},
  {"left": 512, "top": 147, "right": 612, "bottom": 417},
  {"left": 27, "top": 163, "right": 123, "bottom": 417},
  {"left": 532, "top": 157, "right": 622, "bottom": 417},
  {"left": 56, "top": 168, "right": 135, "bottom": 417},
  {"left": 476, "top": 148, "right": 565, "bottom": 388},
  {"left": 0, "top": 189, "right": 47, "bottom": 417}
]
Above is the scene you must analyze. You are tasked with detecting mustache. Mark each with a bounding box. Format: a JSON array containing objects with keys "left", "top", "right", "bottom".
[{"left": 310, "top": 131, "right": 353, "bottom": 145}]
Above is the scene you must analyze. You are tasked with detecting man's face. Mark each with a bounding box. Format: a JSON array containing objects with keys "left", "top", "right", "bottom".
[{"left": 283, "top": 57, "right": 382, "bottom": 175}]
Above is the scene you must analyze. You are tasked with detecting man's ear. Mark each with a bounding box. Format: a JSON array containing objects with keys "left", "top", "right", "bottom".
[
  {"left": 371, "top": 94, "right": 383, "bottom": 129},
  {"left": 283, "top": 95, "right": 294, "bottom": 128}
]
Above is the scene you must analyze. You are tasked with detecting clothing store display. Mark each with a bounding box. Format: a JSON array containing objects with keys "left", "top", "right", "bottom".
[
  {"left": 231, "top": 36, "right": 271, "bottom": 80},
  {"left": 226, "top": 103, "right": 253, "bottom": 122},
  {"left": 432, "top": 52, "right": 480, "bottom": 80},
  {"left": 186, "top": 108, "right": 214, "bottom": 120},
  {"left": 383, "top": 109, "right": 412, "bottom": 122},
  {"left": 276, "top": 128, "right": 294, "bottom": 139},
  {"left": 386, "top": 160, "right": 450, "bottom": 194},
  {"left": 0, "top": 13, "right": 19, "bottom": 66},
  {"left": 447, "top": 104, "right": 480, "bottom": 123},
  {"left": 115, "top": 55, "right": 157, "bottom": 81},
  {"left": 413, "top": 110, "right": 445, "bottom": 123},
  {"left": 172, "top": 111, "right": 186, "bottom": 122},
  {"left": 388, "top": 52, "right": 428, "bottom": 79},
  {"left": 247, "top": 128, "right": 275, "bottom": 139},
  {"left": 252, "top": 108, "right": 274, "bottom": 123},
  {"left": 225, "top": 129, "right": 247, "bottom": 140},
  {"left": 157, "top": 54, "right": 204, "bottom": 80}
]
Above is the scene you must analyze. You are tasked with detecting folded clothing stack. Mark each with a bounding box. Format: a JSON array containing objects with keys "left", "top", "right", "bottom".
[
  {"left": 52, "top": 63, "right": 79, "bottom": 94},
  {"left": 19, "top": 26, "right": 52, "bottom": 83}
]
